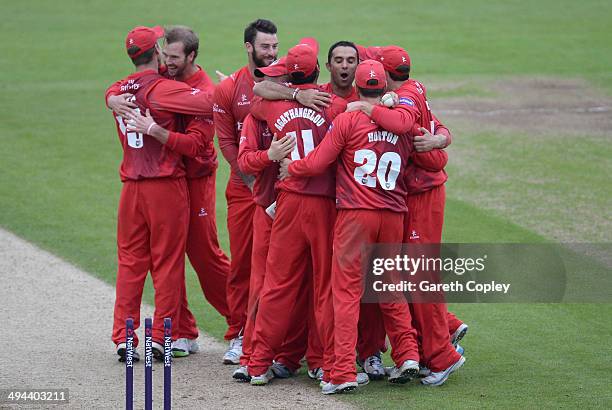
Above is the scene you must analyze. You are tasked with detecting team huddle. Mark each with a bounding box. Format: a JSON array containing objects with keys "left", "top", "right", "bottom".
[{"left": 106, "top": 19, "right": 468, "bottom": 395}]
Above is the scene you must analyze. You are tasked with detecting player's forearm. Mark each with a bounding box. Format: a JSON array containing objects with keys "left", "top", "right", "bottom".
[
  {"left": 370, "top": 105, "right": 419, "bottom": 135},
  {"left": 253, "top": 81, "right": 295, "bottom": 101},
  {"left": 434, "top": 122, "right": 452, "bottom": 148},
  {"left": 288, "top": 144, "right": 339, "bottom": 177},
  {"left": 412, "top": 150, "right": 448, "bottom": 171},
  {"left": 165, "top": 128, "right": 206, "bottom": 158},
  {"left": 105, "top": 81, "right": 122, "bottom": 107},
  {"left": 238, "top": 150, "right": 272, "bottom": 174}
]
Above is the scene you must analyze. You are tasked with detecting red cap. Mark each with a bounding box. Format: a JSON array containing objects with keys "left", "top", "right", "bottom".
[
  {"left": 254, "top": 56, "right": 287, "bottom": 78},
  {"left": 287, "top": 37, "right": 319, "bottom": 78},
  {"left": 125, "top": 26, "right": 164, "bottom": 58},
  {"left": 379, "top": 45, "right": 411, "bottom": 76},
  {"left": 355, "top": 59, "right": 387, "bottom": 90}
]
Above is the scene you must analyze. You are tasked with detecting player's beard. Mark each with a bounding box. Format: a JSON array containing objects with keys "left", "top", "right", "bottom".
[
  {"left": 167, "top": 57, "right": 188, "bottom": 79},
  {"left": 252, "top": 48, "right": 276, "bottom": 68}
]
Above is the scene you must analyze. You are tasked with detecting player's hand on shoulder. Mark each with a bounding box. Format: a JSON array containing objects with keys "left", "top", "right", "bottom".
[
  {"left": 108, "top": 93, "right": 137, "bottom": 118},
  {"left": 267, "top": 133, "right": 296, "bottom": 161},
  {"left": 346, "top": 101, "right": 364, "bottom": 112},
  {"left": 297, "top": 89, "right": 331, "bottom": 112},
  {"left": 278, "top": 158, "right": 293, "bottom": 180}
]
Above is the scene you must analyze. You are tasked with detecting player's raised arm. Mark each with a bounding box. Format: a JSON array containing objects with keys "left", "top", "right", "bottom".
[{"left": 148, "top": 79, "right": 214, "bottom": 117}]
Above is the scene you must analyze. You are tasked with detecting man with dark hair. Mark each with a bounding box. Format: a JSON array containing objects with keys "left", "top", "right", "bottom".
[
  {"left": 118, "top": 25, "right": 232, "bottom": 359},
  {"left": 280, "top": 60, "right": 421, "bottom": 394},
  {"left": 245, "top": 39, "right": 348, "bottom": 386},
  {"left": 212, "top": 18, "right": 279, "bottom": 365},
  {"left": 321, "top": 40, "right": 360, "bottom": 100},
  {"left": 105, "top": 25, "right": 214, "bottom": 362}
]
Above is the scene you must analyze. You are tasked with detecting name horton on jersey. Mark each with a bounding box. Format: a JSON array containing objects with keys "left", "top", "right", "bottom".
[{"left": 274, "top": 108, "right": 326, "bottom": 131}]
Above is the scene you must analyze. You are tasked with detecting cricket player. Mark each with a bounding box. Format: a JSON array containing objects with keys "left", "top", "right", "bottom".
[
  {"left": 350, "top": 45, "right": 466, "bottom": 386},
  {"left": 115, "top": 26, "right": 232, "bottom": 358},
  {"left": 106, "top": 25, "right": 214, "bottom": 360},
  {"left": 235, "top": 59, "right": 325, "bottom": 381},
  {"left": 245, "top": 39, "right": 347, "bottom": 385},
  {"left": 213, "top": 19, "right": 279, "bottom": 364},
  {"left": 281, "top": 60, "right": 421, "bottom": 394}
]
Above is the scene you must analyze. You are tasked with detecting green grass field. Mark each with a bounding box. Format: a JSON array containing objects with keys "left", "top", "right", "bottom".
[{"left": 1, "top": 0, "right": 611, "bottom": 408}]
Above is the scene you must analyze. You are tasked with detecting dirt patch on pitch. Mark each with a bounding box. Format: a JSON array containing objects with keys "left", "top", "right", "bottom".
[
  {"left": 430, "top": 77, "right": 612, "bottom": 137},
  {"left": 0, "top": 229, "right": 354, "bottom": 410},
  {"left": 429, "top": 77, "right": 612, "bottom": 244}
]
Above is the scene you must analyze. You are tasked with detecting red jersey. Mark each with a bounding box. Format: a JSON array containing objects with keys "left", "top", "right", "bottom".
[
  {"left": 251, "top": 84, "right": 347, "bottom": 199},
  {"left": 106, "top": 70, "right": 214, "bottom": 181},
  {"left": 368, "top": 79, "right": 451, "bottom": 194},
  {"left": 237, "top": 114, "right": 277, "bottom": 207},
  {"left": 179, "top": 67, "right": 218, "bottom": 178},
  {"left": 319, "top": 82, "right": 359, "bottom": 102},
  {"left": 213, "top": 66, "right": 255, "bottom": 185},
  {"left": 289, "top": 111, "right": 413, "bottom": 212}
]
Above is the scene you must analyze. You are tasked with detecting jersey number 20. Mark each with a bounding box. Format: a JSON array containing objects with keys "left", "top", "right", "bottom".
[{"left": 353, "top": 149, "right": 401, "bottom": 191}]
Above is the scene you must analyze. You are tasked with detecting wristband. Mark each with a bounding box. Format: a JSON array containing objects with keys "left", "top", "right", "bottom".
[
  {"left": 146, "top": 122, "right": 157, "bottom": 135},
  {"left": 292, "top": 88, "right": 300, "bottom": 100}
]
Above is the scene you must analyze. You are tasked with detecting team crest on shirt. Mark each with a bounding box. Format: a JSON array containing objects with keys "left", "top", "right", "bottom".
[{"left": 237, "top": 93, "right": 250, "bottom": 106}]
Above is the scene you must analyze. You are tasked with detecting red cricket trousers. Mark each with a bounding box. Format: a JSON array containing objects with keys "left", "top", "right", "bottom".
[
  {"left": 240, "top": 205, "right": 323, "bottom": 370},
  {"left": 406, "top": 185, "right": 462, "bottom": 372},
  {"left": 248, "top": 192, "right": 335, "bottom": 377},
  {"left": 356, "top": 184, "right": 464, "bottom": 359},
  {"left": 112, "top": 178, "right": 189, "bottom": 345},
  {"left": 175, "top": 171, "right": 232, "bottom": 340},
  {"left": 331, "top": 209, "right": 419, "bottom": 385},
  {"left": 225, "top": 180, "right": 255, "bottom": 340}
]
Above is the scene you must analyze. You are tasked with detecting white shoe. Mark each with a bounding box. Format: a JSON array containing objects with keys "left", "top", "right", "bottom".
[
  {"left": 250, "top": 367, "right": 275, "bottom": 386},
  {"left": 356, "top": 372, "right": 370, "bottom": 386},
  {"left": 223, "top": 336, "right": 243, "bottom": 364},
  {"left": 418, "top": 366, "right": 432, "bottom": 378},
  {"left": 151, "top": 341, "right": 165, "bottom": 361},
  {"left": 362, "top": 353, "right": 385, "bottom": 380},
  {"left": 116, "top": 343, "right": 140, "bottom": 362},
  {"left": 308, "top": 367, "right": 323, "bottom": 380},
  {"left": 421, "top": 356, "right": 466, "bottom": 386},
  {"left": 321, "top": 373, "right": 368, "bottom": 389},
  {"left": 321, "top": 381, "right": 358, "bottom": 395},
  {"left": 172, "top": 338, "right": 199, "bottom": 357},
  {"left": 451, "top": 323, "right": 468, "bottom": 347},
  {"left": 232, "top": 365, "right": 251, "bottom": 382},
  {"left": 388, "top": 359, "right": 420, "bottom": 384}
]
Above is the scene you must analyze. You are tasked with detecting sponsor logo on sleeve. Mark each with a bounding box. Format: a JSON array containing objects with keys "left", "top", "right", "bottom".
[
  {"left": 399, "top": 97, "right": 415, "bottom": 107},
  {"left": 212, "top": 103, "right": 225, "bottom": 113}
]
